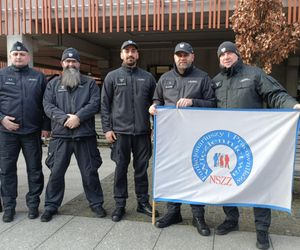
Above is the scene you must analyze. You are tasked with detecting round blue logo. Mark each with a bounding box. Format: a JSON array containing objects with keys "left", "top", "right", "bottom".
[{"left": 191, "top": 130, "right": 253, "bottom": 186}]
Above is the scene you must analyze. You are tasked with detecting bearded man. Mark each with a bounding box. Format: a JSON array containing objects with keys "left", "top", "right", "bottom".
[
  {"left": 149, "top": 42, "right": 215, "bottom": 237},
  {"left": 41, "top": 48, "right": 106, "bottom": 222},
  {"left": 101, "top": 40, "right": 157, "bottom": 222}
]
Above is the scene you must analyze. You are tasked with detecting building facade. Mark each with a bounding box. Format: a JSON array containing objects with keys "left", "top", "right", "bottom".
[{"left": 0, "top": 1, "right": 298, "bottom": 94}]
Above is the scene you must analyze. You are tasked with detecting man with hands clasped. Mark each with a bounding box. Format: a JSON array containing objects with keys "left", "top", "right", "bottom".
[{"left": 41, "top": 48, "right": 106, "bottom": 222}]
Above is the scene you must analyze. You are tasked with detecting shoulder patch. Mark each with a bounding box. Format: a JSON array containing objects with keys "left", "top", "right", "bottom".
[{"left": 215, "top": 81, "right": 222, "bottom": 87}]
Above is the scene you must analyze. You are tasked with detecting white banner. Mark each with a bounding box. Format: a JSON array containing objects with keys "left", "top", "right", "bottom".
[{"left": 153, "top": 107, "right": 300, "bottom": 212}]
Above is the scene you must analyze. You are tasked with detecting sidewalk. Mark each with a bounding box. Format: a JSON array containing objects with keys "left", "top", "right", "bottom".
[{"left": 0, "top": 147, "right": 300, "bottom": 249}]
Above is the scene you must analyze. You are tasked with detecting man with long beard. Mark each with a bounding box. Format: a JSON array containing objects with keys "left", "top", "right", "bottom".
[{"left": 41, "top": 48, "right": 106, "bottom": 222}]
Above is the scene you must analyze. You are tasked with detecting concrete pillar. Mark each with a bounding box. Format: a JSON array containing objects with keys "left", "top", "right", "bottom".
[
  {"left": 7, "top": 35, "right": 34, "bottom": 67},
  {"left": 285, "top": 56, "right": 299, "bottom": 97}
]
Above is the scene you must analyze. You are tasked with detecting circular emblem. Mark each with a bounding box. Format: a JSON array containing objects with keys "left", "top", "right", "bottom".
[{"left": 191, "top": 130, "right": 253, "bottom": 186}]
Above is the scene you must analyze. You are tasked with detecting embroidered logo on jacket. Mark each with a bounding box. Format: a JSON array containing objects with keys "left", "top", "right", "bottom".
[{"left": 240, "top": 78, "right": 251, "bottom": 82}]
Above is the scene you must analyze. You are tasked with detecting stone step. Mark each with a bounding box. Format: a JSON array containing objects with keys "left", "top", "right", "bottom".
[{"left": 95, "top": 114, "right": 109, "bottom": 146}]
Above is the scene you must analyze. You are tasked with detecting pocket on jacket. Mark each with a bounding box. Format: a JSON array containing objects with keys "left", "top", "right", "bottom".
[
  {"left": 136, "top": 79, "right": 150, "bottom": 98},
  {"left": 236, "top": 80, "right": 253, "bottom": 89}
]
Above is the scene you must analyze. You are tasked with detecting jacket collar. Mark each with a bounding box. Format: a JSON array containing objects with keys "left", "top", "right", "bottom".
[
  {"left": 10, "top": 64, "right": 30, "bottom": 72},
  {"left": 173, "top": 63, "right": 194, "bottom": 76},
  {"left": 220, "top": 58, "right": 243, "bottom": 77},
  {"left": 121, "top": 63, "right": 138, "bottom": 73}
]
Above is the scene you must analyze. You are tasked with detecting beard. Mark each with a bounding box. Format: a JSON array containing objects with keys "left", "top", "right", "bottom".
[
  {"left": 176, "top": 62, "right": 192, "bottom": 74},
  {"left": 123, "top": 57, "right": 137, "bottom": 67},
  {"left": 61, "top": 67, "right": 81, "bottom": 88}
]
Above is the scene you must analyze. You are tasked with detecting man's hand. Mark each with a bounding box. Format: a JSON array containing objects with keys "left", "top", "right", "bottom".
[
  {"left": 105, "top": 130, "right": 117, "bottom": 143},
  {"left": 176, "top": 98, "right": 193, "bottom": 108},
  {"left": 293, "top": 104, "right": 300, "bottom": 109},
  {"left": 149, "top": 104, "right": 157, "bottom": 115},
  {"left": 0, "top": 116, "right": 20, "bottom": 131},
  {"left": 64, "top": 114, "right": 80, "bottom": 129}
]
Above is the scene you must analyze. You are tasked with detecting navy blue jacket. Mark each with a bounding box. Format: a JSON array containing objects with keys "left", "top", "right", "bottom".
[
  {"left": 101, "top": 65, "right": 156, "bottom": 135},
  {"left": 43, "top": 74, "right": 100, "bottom": 139},
  {"left": 153, "top": 65, "right": 216, "bottom": 107},
  {"left": 0, "top": 65, "right": 50, "bottom": 134}
]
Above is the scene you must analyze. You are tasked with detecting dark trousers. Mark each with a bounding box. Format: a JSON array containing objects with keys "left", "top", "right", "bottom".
[
  {"left": 0, "top": 131, "right": 44, "bottom": 210},
  {"left": 111, "top": 134, "right": 152, "bottom": 207},
  {"left": 223, "top": 206, "right": 271, "bottom": 231},
  {"left": 44, "top": 137, "right": 104, "bottom": 211},
  {"left": 167, "top": 202, "right": 205, "bottom": 218}
]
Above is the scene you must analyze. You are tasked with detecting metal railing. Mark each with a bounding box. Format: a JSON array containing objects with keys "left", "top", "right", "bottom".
[{"left": 0, "top": 1, "right": 299, "bottom": 35}]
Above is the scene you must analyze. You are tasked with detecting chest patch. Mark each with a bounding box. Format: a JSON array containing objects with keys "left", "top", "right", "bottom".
[
  {"left": 164, "top": 80, "right": 175, "bottom": 89},
  {"left": 116, "top": 77, "right": 127, "bottom": 86},
  {"left": 188, "top": 80, "right": 198, "bottom": 84},
  {"left": 58, "top": 85, "right": 67, "bottom": 92},
  {"left": 4, "top": 76, "right": 16, "bottom": 85}
]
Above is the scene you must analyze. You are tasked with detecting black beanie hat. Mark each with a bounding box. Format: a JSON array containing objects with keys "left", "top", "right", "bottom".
[
  {"left": 217, "top": 41, "right": 240, "bottom": 58},
  {"left": 61, "top": 48, "right": 80, "bottom": 62},
  {"left": 10, "top": 41, "right": 28, "bottom": 52}
]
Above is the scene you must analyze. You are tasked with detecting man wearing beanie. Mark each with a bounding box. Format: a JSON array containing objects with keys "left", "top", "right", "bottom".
[
  {"left": 213, "top": 41, "right": 300, "bottom": 249},
  {"left": 101, "top": 40, "right": 158, "bottom": 222},
  {"left": 0, "top": 41, "right": 51, "bottom": 222},
  {"left": 149, "top": 42, "right": 215, "bottom": 236},
  {"left": 41, "top": 47, "right": 106, "bottom": 222}
]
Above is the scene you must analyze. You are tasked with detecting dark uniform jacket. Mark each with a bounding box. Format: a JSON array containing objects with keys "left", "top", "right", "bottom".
[
  {"left": 213, "top": 59, "right": 298, "bottom": 108},
  {"left": 0, "top": 65, "right": 50, "bottom": 134},
  {"left": 101, "top": 65, "right": 156, "bottom": 135},
  {"left": 153, "top": 65, "right": 216, "bottom": 107},
  {"left": 43, "top": 74, "right": 100, "bottom": 139}
]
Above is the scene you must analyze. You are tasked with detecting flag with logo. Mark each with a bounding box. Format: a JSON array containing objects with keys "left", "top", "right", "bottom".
[{"left": 153, "top": 107, "right": 300, "bottom": 212}]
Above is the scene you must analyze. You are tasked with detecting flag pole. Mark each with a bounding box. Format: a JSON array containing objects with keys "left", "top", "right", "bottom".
[{"left": 152, "top": 200, "right": 156, "bottom": 225}]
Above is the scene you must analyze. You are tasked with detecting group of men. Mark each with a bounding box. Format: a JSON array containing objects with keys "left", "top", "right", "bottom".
[{"left": 0, "top": 39, "right": 299, "bottom": 250}]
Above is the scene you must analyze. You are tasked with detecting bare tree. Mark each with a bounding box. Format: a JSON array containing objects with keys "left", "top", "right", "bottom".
[{"left": 231, "top": 0, "right": 300, "bottom": 73}]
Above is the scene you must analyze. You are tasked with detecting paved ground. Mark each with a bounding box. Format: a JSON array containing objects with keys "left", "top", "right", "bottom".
[
  {"left": 0, "top": 146, "right": 300, "bottom": 249},
  {"left": 61, "top": 163, "right": 300, "bottom": 237}
]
